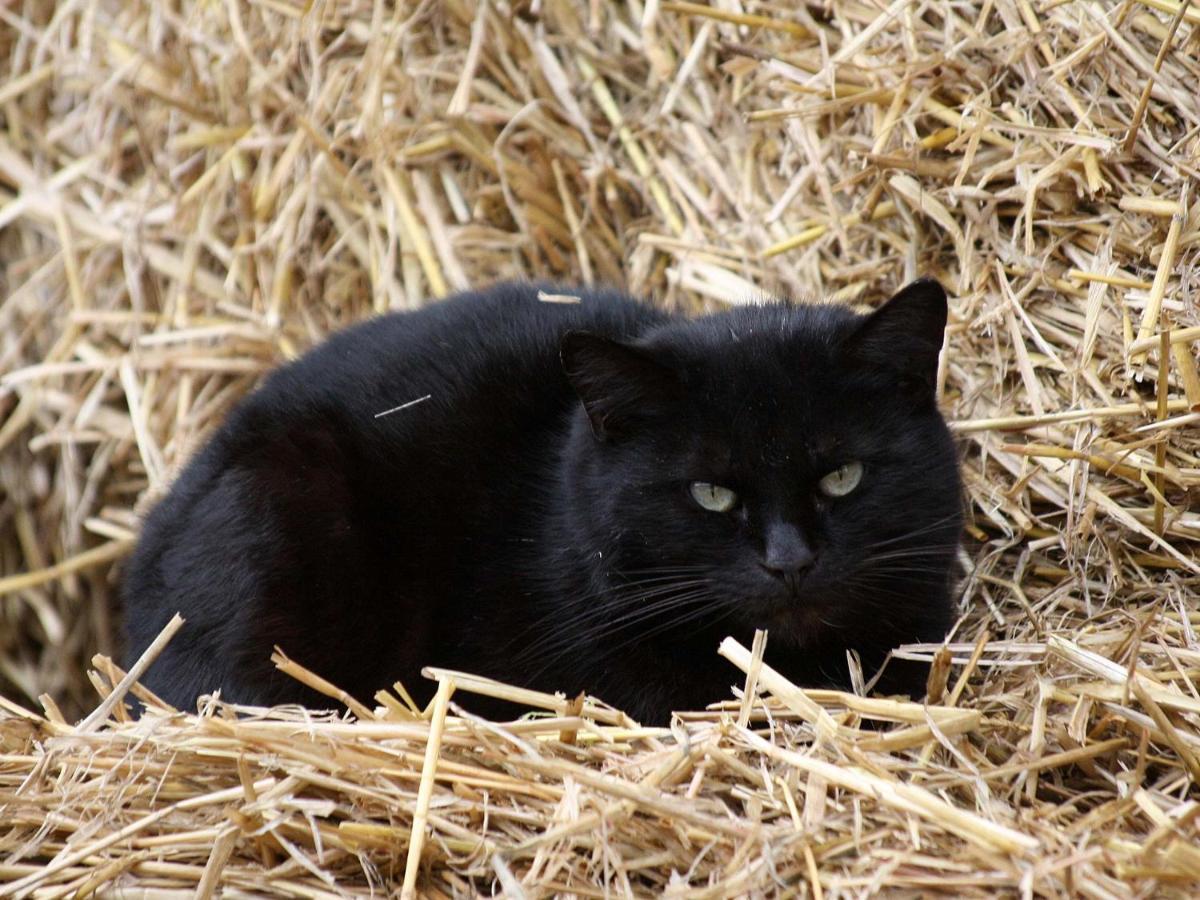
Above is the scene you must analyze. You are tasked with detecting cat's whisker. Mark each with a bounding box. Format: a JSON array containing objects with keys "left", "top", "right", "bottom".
[
  {"left": 842, "top": 570, "right": 945, "bottom": 587},
  {"left": 523, "top": 585, "right": 726, "bottom": 677},
  {"left": 836, "top": 578, "right": 946, "bottom": 614},
  {"left": 554, "top": 578, "right": 714, "bottom": 623},
  {"left": 585, "top": 587, "right": 718, "bottom": 635},
  {"left": 542, "top": 587, "right": 717, "bottom": 651},
  {"left": 600, "top": 592, "right": 737, "bottom": 658},
  {"left": 557, "top": 567, "right": 712, "bottom": 602},
  {"left": 884, "top": 545, "right": 959, "bottom": 555},
  {"left": 514, "top": 580, "right": 715, "bottom": 665},
  {"left": 855, "top": 567, "right": 954, "bottom": 580},
  {"left": 543, "top": 580, "right": 707, "bottom": 627},
  {"left": 863, "top": 542, "right": 960, "bottom": 558},
  {"left": 859, "top": 514, "right": 964, "bottom": 552},
  {"left": 615, "top": 565, "right": 712, "bottom": 576}
]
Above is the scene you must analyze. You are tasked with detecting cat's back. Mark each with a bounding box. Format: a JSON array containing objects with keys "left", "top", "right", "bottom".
[
  {"left": 144, "top": 282, "right": 670, "bottom": 525},
  {"left": 246, "top": 282, "right": 662, "bottom": 430}
]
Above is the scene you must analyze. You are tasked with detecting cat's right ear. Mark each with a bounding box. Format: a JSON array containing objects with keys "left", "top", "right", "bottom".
[{"left": 560, "top": 332, "right": 681, "bottom": 441}]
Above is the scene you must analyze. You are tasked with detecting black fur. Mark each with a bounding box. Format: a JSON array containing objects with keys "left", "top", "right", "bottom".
[{"left": 123, "top": 280, "right": 963, "bottom": 724}]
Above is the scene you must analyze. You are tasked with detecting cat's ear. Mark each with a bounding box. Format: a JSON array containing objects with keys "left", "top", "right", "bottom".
[
  {"left": 560, "top": 332, "right": 681, "bottom": 441},
  {"left": 842, "top": 278, "right": 947, "bottom": 395}
]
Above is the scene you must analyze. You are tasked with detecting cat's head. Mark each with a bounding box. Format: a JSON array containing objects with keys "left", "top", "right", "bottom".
[{"left": 560, "top": 279, "right": 962, "bottom": 654}]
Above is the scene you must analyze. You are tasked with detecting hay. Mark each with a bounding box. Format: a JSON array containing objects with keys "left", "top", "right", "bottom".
[{"left": 2, "top": 0, "right": 1200, "bottom": 894}]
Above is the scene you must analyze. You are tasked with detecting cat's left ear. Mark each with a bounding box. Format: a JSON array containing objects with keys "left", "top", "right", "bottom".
[
  {"left": 561, "top": 332, "right": 682, "bottom": 441},
  {"left": 842, "top": 278, "right": 947, "bottom": 395}
]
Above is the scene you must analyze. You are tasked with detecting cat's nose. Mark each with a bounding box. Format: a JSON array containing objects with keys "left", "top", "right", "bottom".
[{"left": 762, "top": 522, "right": 816, "bottom": 591}]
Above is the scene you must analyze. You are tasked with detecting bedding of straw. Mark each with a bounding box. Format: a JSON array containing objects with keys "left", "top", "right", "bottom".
[{"left": 2, "top": 0, "right": 1200, "bottom": 895}]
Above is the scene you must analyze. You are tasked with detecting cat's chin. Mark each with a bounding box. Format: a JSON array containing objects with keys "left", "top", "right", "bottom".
[{"left": 749, "top": 601, "right": 833, "bottom": 648}]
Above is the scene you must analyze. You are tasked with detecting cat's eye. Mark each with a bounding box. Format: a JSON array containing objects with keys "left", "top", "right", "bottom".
[
  {"left": 689, "top": 481, "right": 738, "bottom": 513},
  {"left": 818, "top": 462, "right": 864, "bottom": 497}
]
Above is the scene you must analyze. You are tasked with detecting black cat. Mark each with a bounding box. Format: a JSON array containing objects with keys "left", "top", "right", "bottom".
[{"left": 123, "top": 280, "right": 963, "bottom": 724}]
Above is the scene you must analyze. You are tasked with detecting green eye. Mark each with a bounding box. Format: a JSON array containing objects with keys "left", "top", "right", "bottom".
[
  {"left": 689, "top": 481, "right": 738, "bottom": 513},
  {"left": 818, "top": 462, "right": 864, "bottom": 497}
]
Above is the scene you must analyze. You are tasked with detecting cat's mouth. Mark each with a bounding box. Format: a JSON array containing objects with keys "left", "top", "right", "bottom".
[{"left": 754, "top": 596, "right": 836, "bottom": 646}]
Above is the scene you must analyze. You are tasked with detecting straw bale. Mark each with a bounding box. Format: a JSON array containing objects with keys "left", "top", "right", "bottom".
[{"left": 2, "top": 0, "right": 1200, "bottom": 894}]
